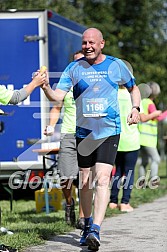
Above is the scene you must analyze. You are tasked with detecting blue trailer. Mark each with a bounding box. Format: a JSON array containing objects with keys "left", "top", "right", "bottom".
[{"left": 0, "top": 10, "right": 85, "bottom": 186}]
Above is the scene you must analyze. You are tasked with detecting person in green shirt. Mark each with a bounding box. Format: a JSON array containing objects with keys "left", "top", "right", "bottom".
[
  {"left": 138, "top": 82, "right": 167, "bottom": 187},
  {"left": 44, "top": 51, "right": 85, "bottom": 228},
  {"left": 109, "top": 86, "right": 161, "bottom": 212},
  {"left": 0, "top": 70, "right": 46, "bottom": 252}
]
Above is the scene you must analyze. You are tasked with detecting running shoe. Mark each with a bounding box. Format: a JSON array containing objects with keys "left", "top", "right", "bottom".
[
  {"left": 76, "top": 217, "right": 85, "bottom": 230},
  {"left": 80, "top": 224, "right": 90, "bottom": 246},
  {"left": 86, "top": 227, "right": 100, "bottom": 251},
  {"left": 80, "top": 217, "right": 93, "bottom": 246},
  {"left": 65, "top": 198, "right": 76, "bottom": 226}
]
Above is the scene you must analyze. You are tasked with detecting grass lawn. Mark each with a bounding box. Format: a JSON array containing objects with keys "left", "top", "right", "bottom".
[{"left": 0, "top": 161, "right": 167, "bottom": 251}]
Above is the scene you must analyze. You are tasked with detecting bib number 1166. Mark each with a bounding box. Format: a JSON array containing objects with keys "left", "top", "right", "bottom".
[{"left": 83, "top": 98, "right": 108, "bottom": 117}]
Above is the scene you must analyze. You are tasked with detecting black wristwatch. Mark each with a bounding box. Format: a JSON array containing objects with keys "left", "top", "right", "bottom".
[{"left": 132, "top": 106, "right": 140, "bottom": 112}]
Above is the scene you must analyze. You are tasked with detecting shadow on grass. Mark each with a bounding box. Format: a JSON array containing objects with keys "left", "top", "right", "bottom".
[{"left": 7, "top": 213, "right": 65, "bottom": 224}]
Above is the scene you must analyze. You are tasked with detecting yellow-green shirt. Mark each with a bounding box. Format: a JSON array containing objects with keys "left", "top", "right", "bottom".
[
  {"left": 118, "top": 88, "right": 140, "bottom": 151},
  {"left": 0, "top": 85, "right": 13, "bottom": 105},
  {"left": 61, "top": 88, "right": 76, "bottom": 134},
  {"left": 138, "top": 98, "right": 158, "bottom": 147}
]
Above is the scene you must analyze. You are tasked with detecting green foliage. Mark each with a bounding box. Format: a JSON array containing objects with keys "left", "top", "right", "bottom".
[
  {"left": 48, "top": 0, "right": 85, "bottom": 24},
  {"left": 52, "top": 0, "right": 167, "bottom": 105},
  {"left": 0, "top": 0, "right": 47, "bottom": 10}
]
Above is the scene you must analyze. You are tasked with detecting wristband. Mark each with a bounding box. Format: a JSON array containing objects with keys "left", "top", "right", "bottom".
[
  {"left": 132, "top": 106, "right": 140, "bottom": 112},
  {"left": 46, "top": 125, "right": 54, "bottom": 135}
]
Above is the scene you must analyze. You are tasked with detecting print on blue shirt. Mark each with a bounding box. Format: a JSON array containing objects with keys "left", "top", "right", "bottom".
[{"left": 57, "top": 55, "right": 135, "bottom": 140}]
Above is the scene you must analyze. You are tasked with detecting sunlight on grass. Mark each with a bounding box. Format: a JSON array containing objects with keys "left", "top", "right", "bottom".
[
  {"left": 0, "top": 199, "right": 73, "bottom": 251},
  {"left": 0, "top": 161, "right": 166, "bottom": 251}
]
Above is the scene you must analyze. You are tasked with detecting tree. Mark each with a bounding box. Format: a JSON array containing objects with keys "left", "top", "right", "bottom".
[
  {"left": 81, "top": 0, "right": 167, "bottom": 106},
  {"left": 0, "top": 0, "right": 167, "bottom": 105}
]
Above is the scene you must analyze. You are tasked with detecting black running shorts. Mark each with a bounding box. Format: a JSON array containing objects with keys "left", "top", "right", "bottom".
[{"left": 76, "top": 135, "right": 120, "bottom": 168}]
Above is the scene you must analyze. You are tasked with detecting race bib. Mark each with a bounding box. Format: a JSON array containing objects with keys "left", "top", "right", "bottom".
[{"left": 82, "top": 98, "right": 108, "bottom": 117}]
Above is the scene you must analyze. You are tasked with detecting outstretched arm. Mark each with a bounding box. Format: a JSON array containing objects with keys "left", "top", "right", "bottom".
[
  {"left": 148, "top": 103, "right": 167, "bottom": 121},
  {"left": 9, "top": 71, "right": 46, "bottom": 105},
  {"left": 41, "top": 79, "right": 67, "bottom": 107},
  {"left": 140, "top": 110, "right": 162, "bottom": 122}
]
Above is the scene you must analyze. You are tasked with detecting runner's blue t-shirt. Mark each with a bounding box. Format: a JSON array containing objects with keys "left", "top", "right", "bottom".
[{"left": 56, "top": 55, "right": 135, "bottom": 140}]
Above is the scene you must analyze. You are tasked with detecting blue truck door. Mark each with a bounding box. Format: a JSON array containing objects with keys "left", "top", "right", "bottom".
[{"left": 0, "top": 11, "right": 48, "bottom": 162}]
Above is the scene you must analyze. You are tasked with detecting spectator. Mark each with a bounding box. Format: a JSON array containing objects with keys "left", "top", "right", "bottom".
[
  {"left": 44, "top": 50, "right": 85, "bottom": 228},
  {"left": 0, "top": 69, "right": 46, "bottom": 252},
  {"left": 138, "top": 81, "right": 167, "bottom": 187},
  {"left": 109, "top": 86, "right": 161, "bottom": 212}
]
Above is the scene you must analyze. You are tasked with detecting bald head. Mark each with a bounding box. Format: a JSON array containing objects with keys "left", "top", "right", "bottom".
[
  {"left": 82, "top": 28, "right": 103, "bottom": 40},
  {"left": 82, "top": 28, "right": 105, "bottom": 64}
]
